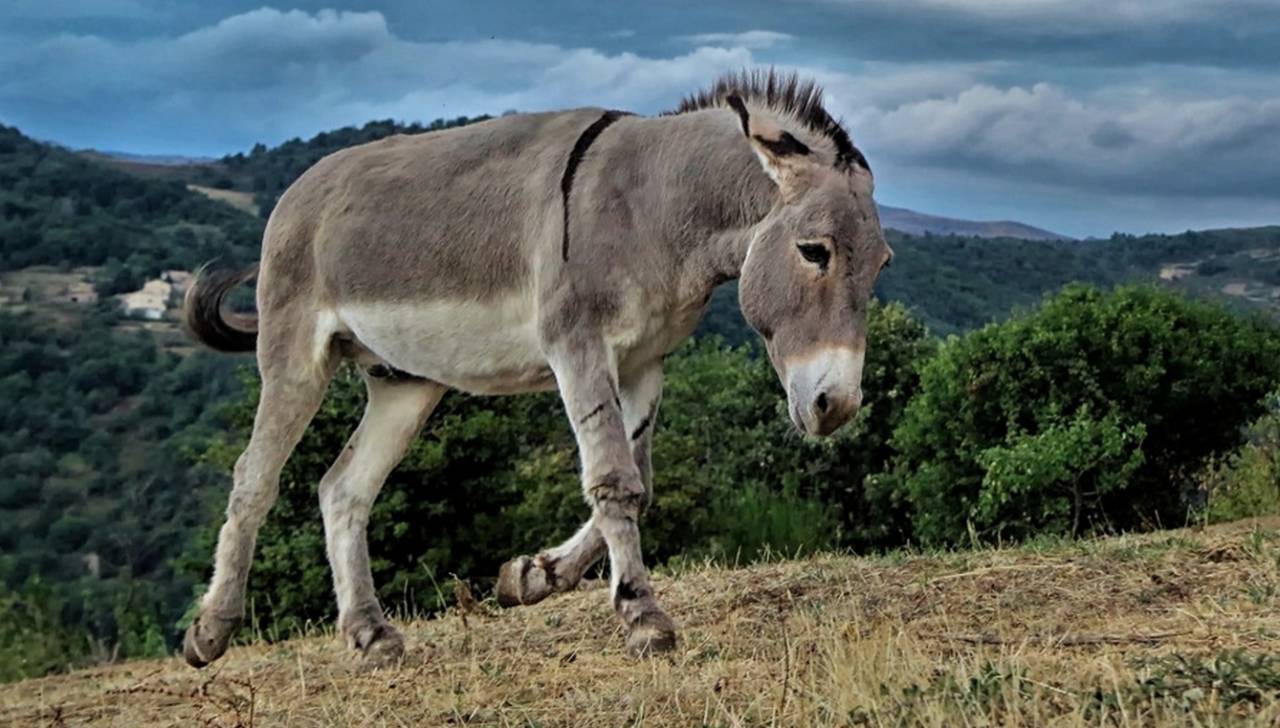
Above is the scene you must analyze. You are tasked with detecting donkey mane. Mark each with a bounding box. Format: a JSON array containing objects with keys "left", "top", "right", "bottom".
[{"left": 671, "top": 69, "right": 870, "bottom": 173}]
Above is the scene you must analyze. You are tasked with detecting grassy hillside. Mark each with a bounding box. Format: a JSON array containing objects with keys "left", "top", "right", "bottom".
[{"left": 3, "top": 517, "right": 1277, "bottom": 726}]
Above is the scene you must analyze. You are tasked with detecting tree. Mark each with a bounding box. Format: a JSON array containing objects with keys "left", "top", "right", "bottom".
[{"left": 878, "top": 285, "right": 1280, "bottom": 545}]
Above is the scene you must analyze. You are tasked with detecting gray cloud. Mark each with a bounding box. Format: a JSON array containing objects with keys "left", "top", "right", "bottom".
[
  {"left": 797, "top": 0, "right": 1280, "bottom": 69},
  {"left": 675, "top": 30, "right": 793, "bottom": 49},
  {"left": 0, "top": 8, "right": 752, "bottom": 152},
  {"left": 841, "top": 81, "right": 1280, "bottom": 197},
  {"left": 2, "top": 2, "right": 1277, "bottom": 235}
]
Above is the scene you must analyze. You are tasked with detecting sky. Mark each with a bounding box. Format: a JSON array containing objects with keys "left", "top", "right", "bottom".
[{"left": 3, "top": 1, "right": 1279, "bottom": 238}]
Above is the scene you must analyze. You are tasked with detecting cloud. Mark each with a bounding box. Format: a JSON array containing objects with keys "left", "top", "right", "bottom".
[
  {"left": 675, "top": 30, "right": 793, "bottom": 49},
  {"left": 0, "top": 7, "right": 754, "bottom": 153},
  {"left": 5, "top": 0, "right": 152, "bottom": 21},
  {"left": 4, "top": 3, "right": 1278, "bottom": 235},
  {"left": 843, "top": 81, "right": 1280, "bottom": 196},
  {"left": 796, "top": 0, "right": 1280, "bottom": 69}
]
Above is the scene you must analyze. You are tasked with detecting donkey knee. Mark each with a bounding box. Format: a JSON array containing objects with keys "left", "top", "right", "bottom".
[{"left": 587, "top": 470, "right": 647, "bottom": 518}]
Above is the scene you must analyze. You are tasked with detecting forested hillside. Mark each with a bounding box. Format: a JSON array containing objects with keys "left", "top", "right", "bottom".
[
  {"left": 0, "top": 125, "right": 262, "bottom": 295},
  {"left": 707, "top": 225, "right": 1280, "bottom": 341},
  {"left": 97, "top": 117, "right": 491, "bottom": 220},
  {"left": 881, "top": 226, "right": 1280, "bottom": 335},
  {"left": 2, "top": 118, "right": 1278, "bottom": 683}
]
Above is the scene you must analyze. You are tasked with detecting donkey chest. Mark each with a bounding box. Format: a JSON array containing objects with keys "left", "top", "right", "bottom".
[{"left": 605, "top": 288, "right": 707, "bottom": 365}]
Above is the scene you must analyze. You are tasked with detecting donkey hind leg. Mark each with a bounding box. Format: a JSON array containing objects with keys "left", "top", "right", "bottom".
[
  {"left": 319, "top": 373, "right": 444, "bottom": 666},
  {"left": 496, "top": 519, "right": 604, "bottom": 607},
  {"left": 495, "top": 363, "right": 662, "bottom": 609},
  {"left": 184, "top": 344, "right": 337, "bottom": 668},
  {"left": 552, "top": 342, "right": 675, "bottom": 655}
]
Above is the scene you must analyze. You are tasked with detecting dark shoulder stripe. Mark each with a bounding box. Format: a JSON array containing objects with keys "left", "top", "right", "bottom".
[
  {"left": 561, "top": 110, "right": 627, "bottom": 262},
  {"left": 754, "top": 131, "right": 811, "bottom": 158}
]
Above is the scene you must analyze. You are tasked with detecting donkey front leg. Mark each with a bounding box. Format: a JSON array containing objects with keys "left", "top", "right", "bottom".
[
  {"left": 495, "top": 363, "right": 662, "bottom": 609},
  {"left": 552, "top": 343, "right": 676, "bottom": 655},
  {"left": 318, "top": 373, "right": 445, "bottom": 666}
]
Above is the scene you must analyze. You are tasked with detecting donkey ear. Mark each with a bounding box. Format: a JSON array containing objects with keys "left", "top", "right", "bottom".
[{"left": 726, "top": 94, "right": 814, "bottom": 199}]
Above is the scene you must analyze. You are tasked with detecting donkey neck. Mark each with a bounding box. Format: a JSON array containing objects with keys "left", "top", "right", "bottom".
[{"left": 633, "top": 109, "right": 782, "bottom": 288}]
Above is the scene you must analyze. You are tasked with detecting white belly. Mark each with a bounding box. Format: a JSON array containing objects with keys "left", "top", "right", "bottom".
[
  {"left": 333, "top": 289, "right": 708, "bottom": 395},
  {"left": 336, "top": 295, "right": 556, "bottom": 394}
]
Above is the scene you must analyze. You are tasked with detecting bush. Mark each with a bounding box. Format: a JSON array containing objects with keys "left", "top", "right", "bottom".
[
  {"left": 878, "top": 285, "right": 1280, "bottom": 546},
  {"left": 1202, "top": 392, "right": 1280, "bottom": 523},
  {"left": 0, "top": 578, "right": 87, "bottom": 683},
  {"left": 703, "top": 482, "right": 837, "bottom": 563}
]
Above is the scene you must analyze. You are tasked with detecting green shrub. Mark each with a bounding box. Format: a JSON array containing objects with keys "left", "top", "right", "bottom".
[
  {"left": 878, "top": 285, "right": 1280, "bottom": 546},
  {"left": 1203, "top": 392, "right": 1280, "bottom": 522},
  {"left": 186, "top": 368, "right": 579, "bottom": 634},
  {"left": 702, "top": 482, "right": 837, "bottom": 564},
  {"left": 0, "top": 578, "right": 89, "bottom": 683},
  {"left": 1132, "top": 650, "right": 1280, "bottom": 711}
]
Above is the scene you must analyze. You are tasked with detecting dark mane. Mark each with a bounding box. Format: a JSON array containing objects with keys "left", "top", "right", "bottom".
[{"left": 671, "top": 69, "right": 869, "bottom": 173}]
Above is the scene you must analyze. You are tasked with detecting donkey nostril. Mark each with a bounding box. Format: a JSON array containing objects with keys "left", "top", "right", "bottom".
[{"left": 815, "top": 392, "right": 829, "bottom": 414}]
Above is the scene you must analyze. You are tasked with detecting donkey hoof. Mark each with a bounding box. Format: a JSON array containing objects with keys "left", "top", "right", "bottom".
[
  {"left": 626, "top": 612, "right": 678, "bottom": 657},
  {"left": 353, "top": 623, "right": 405, "bottom": 668},
  {"left": 496, "top": 555, "right": 555, "bottom": 608},
  {"left": 182, "top": 615, "right": 241, "bottom": 669}
]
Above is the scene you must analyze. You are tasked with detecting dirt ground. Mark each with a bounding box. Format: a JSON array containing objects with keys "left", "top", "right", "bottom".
[{"left": 4, "top": 517, "right": 1278, "bottom": 727}]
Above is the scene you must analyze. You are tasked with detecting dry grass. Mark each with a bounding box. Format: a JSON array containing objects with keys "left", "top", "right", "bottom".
[
  {"left": 4, "top": 518, "right": 1279, "bottom": 727},
  {"left": 187, "top": 185, "right": 259, "bottom": 216}
]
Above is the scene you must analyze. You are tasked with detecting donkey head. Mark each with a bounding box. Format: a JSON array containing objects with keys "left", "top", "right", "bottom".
[{"left": 729, "top": 96, "right": 892, "bottom": 437}]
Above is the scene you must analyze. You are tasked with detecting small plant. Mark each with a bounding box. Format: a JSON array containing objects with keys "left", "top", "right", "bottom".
[
  {"left": 848, "top": 661, "right": 1035, "bottom": 724},
  {"left": 1133, "top": 650, "right": 1280, "bottom": 711},
  {"left": 1202, "top": 392, "right": 1280, "bottom": 523}
]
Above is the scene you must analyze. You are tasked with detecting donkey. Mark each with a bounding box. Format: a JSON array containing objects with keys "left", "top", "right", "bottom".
[{"left": 181, "top": 70, "right": 892, "bottom": 667}]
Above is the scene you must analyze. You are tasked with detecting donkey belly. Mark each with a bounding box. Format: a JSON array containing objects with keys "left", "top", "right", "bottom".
[{"left": 336, "top": 296, "right": 557, "bottom": 395}]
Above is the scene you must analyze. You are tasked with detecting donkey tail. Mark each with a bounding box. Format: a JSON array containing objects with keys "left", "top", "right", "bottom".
[{"left": 184, "top": 263, "right": 259, "bottom": 353}]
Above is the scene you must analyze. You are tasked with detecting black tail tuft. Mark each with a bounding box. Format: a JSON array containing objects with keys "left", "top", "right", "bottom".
[{"left": 183, "top": 264, "right": 259, "bottom": 353}]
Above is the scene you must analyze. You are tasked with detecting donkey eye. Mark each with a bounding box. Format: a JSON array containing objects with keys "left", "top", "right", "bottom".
[{"left": 797, "top": 242, "right": 830, "bottom": 269}]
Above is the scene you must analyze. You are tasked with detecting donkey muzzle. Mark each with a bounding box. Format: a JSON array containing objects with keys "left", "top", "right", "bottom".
[{"left": 785, "top": 346, "right": 864, "bottom": 437}]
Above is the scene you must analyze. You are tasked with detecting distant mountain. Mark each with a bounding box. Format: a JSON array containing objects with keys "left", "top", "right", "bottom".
[
  {"left": 878, "top": 204, "right": 1071, "bottom": 241},
  {"left": 79, "top": 150, "right": 216, "bottom": 166},
  {"left": 84, "top": 140, "right": 1065, "bottom": 241}
]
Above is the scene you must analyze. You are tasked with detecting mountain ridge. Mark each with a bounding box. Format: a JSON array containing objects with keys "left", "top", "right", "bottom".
[
  {"left": 878, "top": 204, "right": 1071, "bottom": 241},
  {"left": 81, "top": 145, "right": 1072, "bottom": 242}
]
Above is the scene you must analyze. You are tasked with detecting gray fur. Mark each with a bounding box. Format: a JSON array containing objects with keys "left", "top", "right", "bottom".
[{"left": 182, "top": 71, "right": 890, "bottom": 666}]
